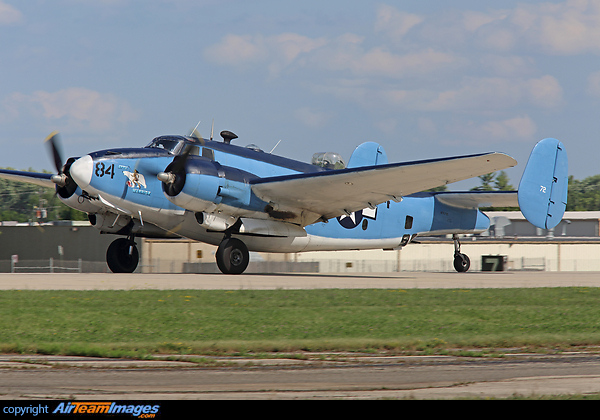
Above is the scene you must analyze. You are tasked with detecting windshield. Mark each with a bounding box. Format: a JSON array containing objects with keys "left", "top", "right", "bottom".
[{"left": 145, "top": 137, "right": 182, "bottom": 154}]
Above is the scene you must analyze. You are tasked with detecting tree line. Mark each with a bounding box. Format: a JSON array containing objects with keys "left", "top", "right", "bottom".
[
  {"left": 0, "top": 169, "right": 597, "bottom": 222},
  {"left": 469, "top": 171, "right": 598, "bottom": 212},
  {"left": 0, "top": 170, "right": 87, "bottom": 222}
]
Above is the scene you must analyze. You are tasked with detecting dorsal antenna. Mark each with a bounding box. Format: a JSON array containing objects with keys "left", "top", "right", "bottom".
[{"left": 269, "top": 140, "right": 282, "bottom": 154}]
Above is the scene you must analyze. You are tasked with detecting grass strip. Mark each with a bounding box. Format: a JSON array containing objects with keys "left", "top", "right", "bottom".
[{"left": 1, "top": 287, "right": 600, "bottom": 357}]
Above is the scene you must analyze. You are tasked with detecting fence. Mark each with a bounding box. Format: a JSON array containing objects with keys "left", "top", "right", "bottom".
[
  {"left": 3, "top": 240, "right": 600, "bottom": 273},
  {"left": 4, "top": 259, "right": 109, "bottom": 273}
]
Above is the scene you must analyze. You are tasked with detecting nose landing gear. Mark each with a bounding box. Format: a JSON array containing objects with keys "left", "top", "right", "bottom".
[{"left": 453, "top": 234, "right": 470, "bottom": 273}]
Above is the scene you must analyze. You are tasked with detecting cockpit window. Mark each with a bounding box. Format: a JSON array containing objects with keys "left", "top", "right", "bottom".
[
  {"left": 311, "top": 152, "right": 346, "bottom": 169},
  {"left": 145, "top": 137, "right": 182, "bottom": 154}
]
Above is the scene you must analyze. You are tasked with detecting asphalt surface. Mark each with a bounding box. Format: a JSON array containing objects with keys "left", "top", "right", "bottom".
[
  {"left": 1, "top": 270, "right": 600, "bottom": 290},
  {"left": 2, "top": 271, "right": 600, "bottom": 400}
]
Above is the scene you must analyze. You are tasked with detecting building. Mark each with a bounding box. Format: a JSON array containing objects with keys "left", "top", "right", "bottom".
[{"left": 1, "top": 211, "right": 600, "bottom": 273}]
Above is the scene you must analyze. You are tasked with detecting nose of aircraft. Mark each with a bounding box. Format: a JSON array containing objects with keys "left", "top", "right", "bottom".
[{"left": 69, "top": 155, "right": 93, "bottom": 190}]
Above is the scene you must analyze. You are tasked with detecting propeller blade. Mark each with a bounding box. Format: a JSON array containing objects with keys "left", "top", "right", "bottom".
[
  {"left": 170, "top": 144, "right": 193, "bottom": 174},
  {"left": 158, "top": 145, "right": 193, "bottom": 196},
  {"left": 44, "top": 133, "right": 79, "bottom": 199},
  {"left": 45, "top": 131, "right": 64, "bottom": 173}
]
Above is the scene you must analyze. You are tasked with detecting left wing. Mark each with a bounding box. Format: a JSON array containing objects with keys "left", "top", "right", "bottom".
[
  {"left": 251, "top": 151, "right": 517, "bottom": 224},
  {"left": 0, "top": 169, "right": 54, "bottom": 188}
]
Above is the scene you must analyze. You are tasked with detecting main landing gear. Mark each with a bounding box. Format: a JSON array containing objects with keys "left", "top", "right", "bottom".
[
  {"left": 453, "top": 234, "right": 470, "bottom": 273},
  {"left": 106, "top": 236, "right": 139, "bottom": 273},
  {"left": 216, "top": 237, "right": 250, "bottom": 274}
]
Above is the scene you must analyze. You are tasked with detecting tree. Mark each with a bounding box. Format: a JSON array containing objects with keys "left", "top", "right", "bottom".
[
  {"left": 0, "top": 168, "right": 87, "bottom": 222},
  {"left": 493, "top": 171, "right": 515, "bottom": 191},
  {"left": 566, "top": 174, "right": 600, "bottom": 211},
  {"left": 470, "top": 171, "right": 514, "bottom": 192}
]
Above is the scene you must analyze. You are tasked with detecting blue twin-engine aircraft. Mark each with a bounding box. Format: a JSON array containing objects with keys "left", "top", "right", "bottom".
[{"left": 0, "top": 129, "right": 568, "bottom": 274}]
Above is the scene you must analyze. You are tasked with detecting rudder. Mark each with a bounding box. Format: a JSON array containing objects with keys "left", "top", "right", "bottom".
[{"left": 518, "top": 138, "right": 568, "bottom": 229}]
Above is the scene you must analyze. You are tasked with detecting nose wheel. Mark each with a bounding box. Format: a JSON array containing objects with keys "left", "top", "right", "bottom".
[
  {"left": 106, "top": 237, "right": 139, "bottom": 273},
  {"left": 453, "top": 234, "right": 470, "bottom": 273},
  {"left": 216, "top": 238, "right": 249, "bottom": 274}
]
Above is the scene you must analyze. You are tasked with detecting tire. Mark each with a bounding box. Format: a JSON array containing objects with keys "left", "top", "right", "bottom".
[
  {"left": 453, "top": 253, "right": 470, "bottom": 273},
  {"left": 106, "top": 238, "right": 139, "bottom": 273},
  {"left": 216, "top": 238, "right": 249, "bottom": 274}
]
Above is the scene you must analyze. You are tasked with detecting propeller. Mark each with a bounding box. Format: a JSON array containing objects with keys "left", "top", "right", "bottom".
[
  {"left": 44, "top": 132, "right": 78, "bottom": 199},
  {"left": 157, "top": 144, "right": 193, "bottom": 196}
]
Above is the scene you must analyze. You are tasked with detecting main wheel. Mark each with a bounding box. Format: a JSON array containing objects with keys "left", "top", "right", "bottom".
[
  {"left": 453, "top": 253, "right": 470, "bottom": 272},
  {"left": 106, "top": 238, "right": 139, "bottom": 273},
  {"left": 216, "top": 238, "right": 249, "bottom": 274}
]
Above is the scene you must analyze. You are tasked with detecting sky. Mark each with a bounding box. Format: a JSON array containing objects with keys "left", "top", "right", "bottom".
[{"left": 1, "top": 0, "right": 600, "bottom": 190}]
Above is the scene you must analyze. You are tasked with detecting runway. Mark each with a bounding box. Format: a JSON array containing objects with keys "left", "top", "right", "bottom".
[
  {"left": 2, "top": 271, "right": 600, "bottom": 400},
  {"left": 1, "top": 270, "right": 600, "bottom": 290},
  {"left": 3, "top": 353, "right": 600, "bottom": 400}
]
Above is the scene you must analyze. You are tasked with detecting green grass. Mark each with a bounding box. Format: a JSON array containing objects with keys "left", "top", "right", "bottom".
[{"left": 2, "top": 287, "right": 600, "bottom": 357}]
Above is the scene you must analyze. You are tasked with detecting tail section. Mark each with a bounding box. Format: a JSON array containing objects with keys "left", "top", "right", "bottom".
[
  {"left": 347, "top": 142, "right": 388, "bottom": 168},
  {"left": 518, "top": 138, "right": 568, "bottom": 229}
]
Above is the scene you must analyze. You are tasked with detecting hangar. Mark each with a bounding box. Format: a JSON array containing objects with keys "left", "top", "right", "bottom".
[{"left": 1, "top": 211, "right": 600, "bottom": 273}]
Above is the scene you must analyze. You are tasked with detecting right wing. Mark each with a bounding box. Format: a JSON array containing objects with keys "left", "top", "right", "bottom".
[
  {"left": 251, "top": 152, "right": 517, "bottom": 225},
  {"left": 0, "top": 169, "right": 54, "bottom": 189}
]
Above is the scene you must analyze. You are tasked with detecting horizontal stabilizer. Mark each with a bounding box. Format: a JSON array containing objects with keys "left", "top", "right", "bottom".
[
  {"left": 432, "top": 191, "right": 518, "bottom": 209},
  {"left": 518, "top": 138, "right": 568, "bottom": 229}
]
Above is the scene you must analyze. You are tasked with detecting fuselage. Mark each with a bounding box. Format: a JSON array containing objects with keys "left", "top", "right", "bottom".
[{"left": 66, "top": 135, "right": 491, "bottom": 253}]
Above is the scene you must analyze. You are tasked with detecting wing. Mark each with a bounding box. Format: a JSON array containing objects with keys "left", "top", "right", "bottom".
[
  {"left": 0, "top": 169, "right": 54, "bottom": 189},
  {"left": 432, "top": 191, "right": 518, "bottom": 209},
  {"left": 251, "top": 152, "right": 517, "bottom": 224}
]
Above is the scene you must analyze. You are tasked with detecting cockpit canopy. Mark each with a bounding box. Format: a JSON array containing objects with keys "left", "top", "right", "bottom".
[
  {"left": 311, "top": 152, "right": 346, "bottom": 170},
  {"left": 145, "top": 135, "right": 204, "bottom": 156},
  {"left": 145, "top": 136, "right": 186, "bottom": 154}
]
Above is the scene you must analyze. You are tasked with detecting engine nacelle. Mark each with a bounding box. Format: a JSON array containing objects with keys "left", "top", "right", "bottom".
[
  {"left": 89, "top": 212, "right": 132, "bottom": 234},
  {"left": 160, "top": 158, "right": 221, "bottom": 212},
  {"left": 167, "top": 172, "right": 222, "bottom": 213},
  {"left": 89, "top": 211, "right": 178, "bottom": 238},
  {"left": 195, "top": 212, "right": 237, "bottom": 231},
  {"left": 161, "top": 157, "right": 256, "bottom": 213}
]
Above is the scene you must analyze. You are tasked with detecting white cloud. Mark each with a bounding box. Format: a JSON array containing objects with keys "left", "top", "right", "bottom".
[
  {"left": 4, "top": 88, "right": 140, "bottom": 132},
  {"left": 418, "top": 75, "right": 562, "bottom": 112},
  {"left": 465, "top": 0, "right": 600, "bottom": 55},
  {"left": 447, "top": 115, "right": 538, "bottom": 144},
  {"left": 375, "top": 5, "right": 423, "bottom": 40},
  {"left": 206, "top": 31, "right": 460, "bottom": 79},
  {"left": 204, "top": 33, "right": 327, "bottom": 76},
  {"left": 346, "top": 47, "right": 458, "bottom": 79},
  {"left": 0, "top": 1, "right": 22, "bottom": 25},
  {"left": 294, "top": 107, "right": 332, "bottom": 128}
]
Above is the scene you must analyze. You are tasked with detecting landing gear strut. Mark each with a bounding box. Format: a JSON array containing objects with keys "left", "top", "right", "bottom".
[
  {"left": 452, "top": 234, "right": 470, "bottom": 273},
  {"left": 216, "top": 237, "right": 249, "bottom": 274},
  {"left": 106, "top": 236, "right": 139, "bottom": 273}
]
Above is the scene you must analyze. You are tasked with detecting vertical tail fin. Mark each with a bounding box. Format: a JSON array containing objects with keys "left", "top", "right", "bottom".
[
  {"left": 518, "top": 138, "right": 568, "bottom": 229},
  {"left": 347, "top": 142, "right": 388, "bottom": 168}
]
